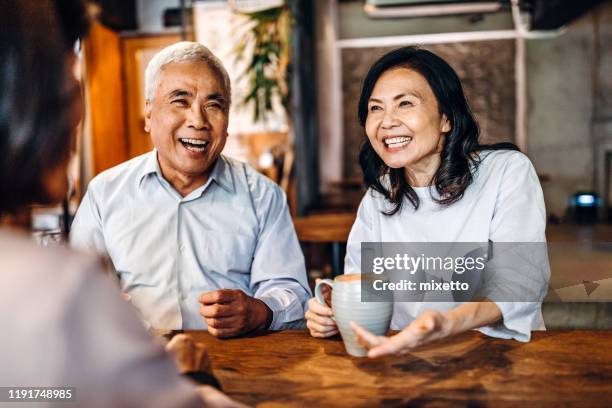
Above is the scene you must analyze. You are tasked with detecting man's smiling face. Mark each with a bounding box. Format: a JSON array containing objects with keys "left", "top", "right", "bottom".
[{"left": 144, "top": 61, "right": 229, "bottom": 185}]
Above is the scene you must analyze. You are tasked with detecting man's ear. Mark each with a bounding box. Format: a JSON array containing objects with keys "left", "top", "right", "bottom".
[
  {"left": 440, "top": 114, "right": 451, "bottom": 133},
  {"left": 144, "top": 99, "right": 152, "bottom": 133}
]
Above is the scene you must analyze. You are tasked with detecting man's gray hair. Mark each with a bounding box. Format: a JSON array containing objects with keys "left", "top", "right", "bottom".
[{"left": 144, "top": 41, "right": 231, "bottom": 104}]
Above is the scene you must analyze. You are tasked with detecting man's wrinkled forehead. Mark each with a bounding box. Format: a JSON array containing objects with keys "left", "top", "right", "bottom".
[{"left": 155, "top": 61, "right": 228, "bottom": 100}]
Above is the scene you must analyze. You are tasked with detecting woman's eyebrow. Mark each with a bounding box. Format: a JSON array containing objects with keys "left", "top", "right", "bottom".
[
  {"left": 369, "top": 92, "right": 421, "bottom": 103},
  {"left": 394, "top": 92, "right": 421, "bottom": 100}
]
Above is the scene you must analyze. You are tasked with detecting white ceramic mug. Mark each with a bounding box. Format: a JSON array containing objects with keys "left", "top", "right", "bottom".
[{"left": 315, "top": 274, "right": 393, "bottom": 357}]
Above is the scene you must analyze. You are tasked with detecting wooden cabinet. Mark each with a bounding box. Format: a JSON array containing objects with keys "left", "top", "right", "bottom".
[
  {"left": 120, "top": 33, "right": 181, "bottom": 158},
  {"left": 83, "top": 22, "right": 129, "bottom": 175}
]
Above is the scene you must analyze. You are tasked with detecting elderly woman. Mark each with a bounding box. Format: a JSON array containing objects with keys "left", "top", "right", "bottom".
[
  {"left": 306, "top": 47, "right": 548, "bottom": 357},
  {"left": 0, "top": 1, "right": 243, "bottom": 406}
]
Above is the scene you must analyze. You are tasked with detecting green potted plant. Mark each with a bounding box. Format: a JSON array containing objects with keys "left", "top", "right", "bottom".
[
  {"left": 231, "top": 0, "right": 291, "bottom": 123},
  {"left": 230, "top": 0, "right": 294, "bottom": 193}
]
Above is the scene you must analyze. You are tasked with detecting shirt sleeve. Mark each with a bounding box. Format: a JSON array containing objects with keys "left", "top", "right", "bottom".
[
  {"left": 61, "top": 258, "right": 202, "bottom": 407},
  {"left": 70, "top": 183, "right": 108, "bottom": 256},
  {"left": 344, "top": 191, "right": 376, "bottom": 275},
  {"left": 249, "top": 182, "right": 312, "bottom": 330},
  {"left": 478, "top": 152, "right": 549, "bottom": 342}
]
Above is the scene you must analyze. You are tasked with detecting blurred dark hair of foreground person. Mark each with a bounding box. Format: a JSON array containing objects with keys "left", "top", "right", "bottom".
[{"left": 0, "top": 0, "right": 245, "bottom": 406}]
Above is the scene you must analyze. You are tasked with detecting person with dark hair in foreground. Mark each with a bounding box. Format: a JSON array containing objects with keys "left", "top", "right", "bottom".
[
  {"left": 0, "top": 0, "right": 244, "bottom": 405},
  {"left": 305, "top": 47, "right": 548, "bottom": 357}
]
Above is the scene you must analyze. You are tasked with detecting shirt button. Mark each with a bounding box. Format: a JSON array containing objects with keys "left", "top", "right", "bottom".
[{"left": 179, "top": 244, "right": 185, "bottom": 253}]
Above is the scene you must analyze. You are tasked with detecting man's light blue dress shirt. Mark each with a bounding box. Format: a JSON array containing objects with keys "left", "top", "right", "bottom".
[{"left": 71, "top": 150, "right": 311, "bottom": 330}]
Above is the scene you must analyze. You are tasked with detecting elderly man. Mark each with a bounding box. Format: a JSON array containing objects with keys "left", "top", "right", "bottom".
[{"left": 71, "top": 41, "right": 311, "bottom": 337}]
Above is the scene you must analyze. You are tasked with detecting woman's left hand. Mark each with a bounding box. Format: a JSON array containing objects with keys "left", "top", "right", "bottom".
[{"left": 350, "top": 310, "right": 451, "bottom": 358}]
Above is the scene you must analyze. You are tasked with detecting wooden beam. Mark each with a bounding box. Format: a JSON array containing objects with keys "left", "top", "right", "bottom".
[{"left": 83, "top": 22, "right": 128, "bottom": 175}]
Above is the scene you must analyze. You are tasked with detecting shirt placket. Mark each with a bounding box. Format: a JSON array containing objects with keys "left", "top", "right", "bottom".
[{"left": 176, "top": 201, "right": 188, "bottom": 327}]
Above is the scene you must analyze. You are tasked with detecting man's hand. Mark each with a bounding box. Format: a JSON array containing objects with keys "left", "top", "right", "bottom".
[
  {"left": 199, "top": 289, "right": 272, "bottom": 338},
  {"left": 164, "top": 334, "right": 211, "bottom": 374}
]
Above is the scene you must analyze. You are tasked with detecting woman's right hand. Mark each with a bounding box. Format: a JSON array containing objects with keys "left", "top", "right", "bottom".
[{"left": 305, "top": 279, "right": 338, "bottom": 338}]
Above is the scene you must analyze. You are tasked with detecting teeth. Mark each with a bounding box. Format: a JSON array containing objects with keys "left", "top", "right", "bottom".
[
  {"left": 183, "top": 144, "right": 206, "bottom": 152},
  {"left": 384, "top": 136, "right": 412, "bottom": 147},
  {"left": 180, "top": 138, "right": 209, "bottom": 146},
  {"left": 179, "top": 138, "right": 209, "bottom": 153}
]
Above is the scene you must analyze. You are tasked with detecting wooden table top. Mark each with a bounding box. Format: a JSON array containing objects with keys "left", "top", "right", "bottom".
[
  {"left": 187, "top": 329, "right": 612, "bottom": 407},
  {"left": 293, "top": 213, "right": 356, "bottom": 243}
]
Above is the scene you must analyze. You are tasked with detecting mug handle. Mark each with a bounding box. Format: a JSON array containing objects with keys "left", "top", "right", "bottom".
[{"left": 314, "top": 279, "right": 334, "bottom": 306}]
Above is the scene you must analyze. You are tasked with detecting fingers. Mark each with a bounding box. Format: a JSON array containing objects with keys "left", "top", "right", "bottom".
[
  {"left": 165, "top": 334, "right": 201, "bottom": 372},
  {"left": 199, "top": 289, "right": 239, "bottom": 305},
  {"left": 305, "top": 308, "right": 335, "bottom": 327},
  {"left": 421, "top": 310, "right": 444, "bottom": 328},
  {"left": 200, "top": 290, "right": 265, "bottom": 337},
  {"left": 203, "top": 306, "right": 246, "bottom": 337},
  {"left": 204, "top": 316, "right": 240, "bottom": 330},
  {"left": 165, "top": 333, "right": 193, "bottom": 360},
  {"left": 419, "top": 314, "right": 437, "bottom": 333},
  {"left": 306, "top": 319, "right": 338, "bottom": 338},
  {"left": 305, "top": 297, "right": 337, "bottom": 338},
  {"left": 305, "top": 307, "right": 337, "bottom": 333},
  {"left": 193, "top": 342, "right": 211, "bottom": 373},
  {"left": 367, "top": 338, "right": 402, "bottom": 358},
  {"left": 349, "top": 322, "right": 417, "bottom": 358},
  {"left": 307, "top": 297, "right": 333, "bottom": 317},
  {"left": 349, "top": 321, "right": 384, "bottom": 350},
  {"left": 207, "top": 325, "right": 240, "bottom": 339},
  {"left": 366, "top": 319, "right": 435, "bottom": 358},
  {"left": 309, "top": 329, "right": 339, "bottom": 338},
  {"left": 363, "top": 329, "right": 420, "bottom": 358},
  {"left": 408, "top": 311, "right": 442, "bottom": 341},
  {"left": 199, "top": 302, "right": 235, "bottom": 319}
]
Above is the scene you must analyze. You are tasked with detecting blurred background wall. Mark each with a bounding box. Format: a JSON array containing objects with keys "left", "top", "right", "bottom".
[{"left": 527, "top": 4, "right": 612, "bottom": 217}]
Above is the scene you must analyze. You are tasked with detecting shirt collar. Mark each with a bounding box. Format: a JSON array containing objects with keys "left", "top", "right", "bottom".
[
  {"left": 208, "top": 155, "right": 235, "bottom": 194},
  {"left": 137, "top": 150, "right": 162, "bottom": 187},
  {"left": 137, "top": 150, "right": 235, "bottom": 194}
]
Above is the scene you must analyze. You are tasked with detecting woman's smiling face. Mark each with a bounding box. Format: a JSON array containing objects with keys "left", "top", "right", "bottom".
[{"left": 365, "top": 67, "right": 451, "bottom": 177}]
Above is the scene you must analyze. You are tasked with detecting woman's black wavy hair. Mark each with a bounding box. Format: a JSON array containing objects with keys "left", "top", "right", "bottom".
[
  {"left": 0, "top": 0, "right": 90, "bottom": 216},
  {"left": 358, "top": 46, "right": 518, "bottom": 215}
]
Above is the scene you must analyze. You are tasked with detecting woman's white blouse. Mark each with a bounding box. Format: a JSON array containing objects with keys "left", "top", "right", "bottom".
[{"left": 345, "top": 150, "right": 548, "bottom": 342}]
